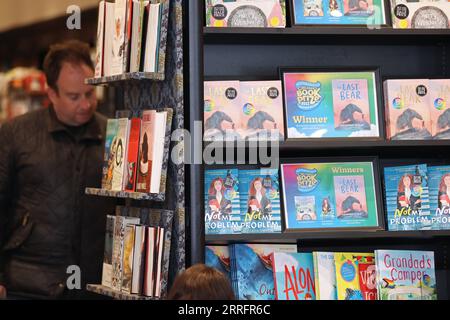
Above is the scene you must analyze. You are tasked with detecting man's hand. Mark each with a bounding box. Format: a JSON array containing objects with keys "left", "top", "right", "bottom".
[{"left": 0, "top": 285, "right": 6, "bottom": 299}]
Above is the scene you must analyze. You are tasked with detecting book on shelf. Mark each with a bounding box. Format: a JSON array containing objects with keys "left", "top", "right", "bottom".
[
  {"left": 136, "top": 110, "right": 155, "bottom": 193},
  {"left": 358, "top": 254, "right": 377, "bottom": 300},
  {"left": 384, "top": 79, "right": 432, "bottom": 140},
  {"left": 130, "top": 0, "right": 149, "bottom": 73},
  {"left": 143, "top": 3, "right": 163, "bottom": 73},
  {"left": 102, "top": 119, "right": 119, "bottom": 190},
  {"left": 101, "top": 215, "right": 116, "bottom": 288},
  {"left": 111, "top": 0, "right": 128, "bottom": 76},
  {"left": 111, "top": 118, "right": 131, "bottom": 191},
  {"left": 429, "top": 79, "right": 450, "bottom": 140},
  {"left": 122, "top": 0, "right": 134, "bottom": 74},
  {"left": 143, "top": 226, "right": 165, "bottom": 297},
  {"left": 205, "top": 245, "right": 231, "bottom": 281},
  {"left": 205, "top": 0, "right": 286, "bottom": 28},
  {"left": 121, "top": 224, "right": 136, "bottom": 294},
  {"left": 95, "top": 1, "right": 106, "bottom": 78},
  {"left": 103, "top": 1, "right": 115, "bottom": 77},
  {"left": 313, "top": 252, "right": 337, "bottom": 300},
  {"left": 375, "top": 250, "right": 437, "bottom": 300},
  {"left": 150, "top": 110, "right": 167, "bottom": 194},
  {"left": 124, "top": 117, "right": 142, "bottom": 192},
  {"left": 272, "top": 252, "right": 316, "bottom": 300},
  {"left": 389, "top": 0, "right": 449, "bottom": 29},
  {"left": 131, "top": 225, "right": 147, "bottom": 294}
]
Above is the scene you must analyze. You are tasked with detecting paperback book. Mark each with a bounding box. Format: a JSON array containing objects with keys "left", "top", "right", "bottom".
[
  {"left": 205, "top": 245, "right": 231, "bottom": 281},
  {"left": 390, "top": 0, "right": 449, "bottom": 29},
  {"left": 429, "top": 79, "right": 450, "bottom": 139},
  {"left": 313, "top": 252, "right": 337, "bottom": 300},
  {"left": 428, "top": 165, "right": 450, "bottom": 230}
]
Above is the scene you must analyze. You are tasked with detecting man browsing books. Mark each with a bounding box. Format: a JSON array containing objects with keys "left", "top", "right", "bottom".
[{"left": 0, "top": 40, "right": 115, "bottom": 299}]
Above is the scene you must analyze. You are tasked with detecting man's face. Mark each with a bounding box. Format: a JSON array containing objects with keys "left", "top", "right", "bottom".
[{"left": 48, "top": 62, "right": 97, "bottom": 126}]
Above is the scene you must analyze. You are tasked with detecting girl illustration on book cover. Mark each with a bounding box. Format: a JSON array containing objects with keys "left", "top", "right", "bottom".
[
  {"left": 397, "top": 174, "right": 422, "bottom": 211},
  {"left": 247, "top": 177, "right": 272, "bottom": 217},
  {"left": 438, "top": 173, "right": 450, "bottom": 210},
  {"left": 207, "top": 178, "right": 232, "bottom": 218}
]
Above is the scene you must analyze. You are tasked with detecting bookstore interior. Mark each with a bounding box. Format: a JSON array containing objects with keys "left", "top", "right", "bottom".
[{"left": 0, "top": 0, "right": 450, "bottom": 302}]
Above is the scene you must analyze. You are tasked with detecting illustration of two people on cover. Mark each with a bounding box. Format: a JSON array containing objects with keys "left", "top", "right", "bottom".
[{"left": 397, "top": 174, "right": 422, "bottom": 212}]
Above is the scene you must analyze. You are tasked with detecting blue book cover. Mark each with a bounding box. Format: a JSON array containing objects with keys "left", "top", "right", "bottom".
[
  {"left": 384, "top": 164, "right": 431, "bottom": 231},
  {"left": 272, "top": 252, "right": 316, "bottom": 300},
  {"left": 375, "top": 250, "right": 437, "bottom": 300},
  {"left": 205, "top": 245, "right": 231, "bottom": 281},
  {"left": 233, "top": 243, "right": 298, "bottom": 300},
  {"left": 204, "top": 169, "right": 241, "bottom": 234},
  {"left": 428, "top": 165, "right": 450, "bottom": 230},
  {"left": 239, "top": 169, "right": 282, "bottom": 234}
]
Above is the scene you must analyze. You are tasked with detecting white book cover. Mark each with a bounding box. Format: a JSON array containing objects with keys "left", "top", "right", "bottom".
[
  {"left": 313, "top": 252, "right": 337, "bottom": 300},
  {"left": 131, "top": 225, "right": 146, "bottom": 294},
  {"left": 101, "top": 215, "right": 115, "bottom": 288},
  {"left": 154, "top": 227, "right": 165, "bottom": 298},
  {"left": 111, "top": 0, "right": 127, "bottom": 75},
  {"left": 143, "top": 227, "right": 156, "bottom": 297},
  {"left": 143, "top": 3, "right": 161, "bottom": 73},
  {"left": 122, "top": 0, "right": 134, "bottom": 73},
  {"left": 103, "top": 2, "right": 115, "bottom": 77},
  {"left": 95, "top": 1, "right": 106, "bottom": 78},
  {"left": 136, "top": 110, "right": 156, "bottom": 193},
  {"left": 111, "top": 118, "right": 130, "bottom": 191},
  {"left": 130, "top": 0, "right": 149, "bottom": 72},
  {"left": 150, "top": 111, "right": 167, "bottom": 194}
]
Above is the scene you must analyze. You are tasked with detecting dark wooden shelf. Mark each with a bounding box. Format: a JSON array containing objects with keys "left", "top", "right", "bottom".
[
  {"left": 85, "top": 188, "right": 165, "bottom": 202},
  {"left": 86, "top": 72, "right": 165, "bottom": 85},
  {"left": 206, "top": 230, "right": 450, "bottom": 244}
]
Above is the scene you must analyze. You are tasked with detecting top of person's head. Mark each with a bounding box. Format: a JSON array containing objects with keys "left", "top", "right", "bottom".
[
  {"left": 43, "top": 40, "right": 94, "bottom": 92},
  {"left": 167, "top": 264, "right": 235, "bottom": 300}
]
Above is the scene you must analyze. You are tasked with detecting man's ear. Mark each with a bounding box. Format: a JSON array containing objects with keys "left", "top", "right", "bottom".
[{"left": 47, "top": 87, "right": 59, "bottom": 105}]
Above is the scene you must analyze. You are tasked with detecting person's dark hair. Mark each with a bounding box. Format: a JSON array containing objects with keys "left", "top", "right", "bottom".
[
  {"left": 43, "top": 40, "right": 94, "bottom": 92},
  {"left": 167, "top": 264, "right": 235, "bottom": 300}
]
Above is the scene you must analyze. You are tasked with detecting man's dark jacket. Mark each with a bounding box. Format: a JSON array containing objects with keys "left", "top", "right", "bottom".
[{"left": 0, "top": 106, "right": 115, "bottom": 299}]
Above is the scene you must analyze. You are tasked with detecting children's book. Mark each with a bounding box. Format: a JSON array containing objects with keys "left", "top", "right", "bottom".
[
  {"left": 112, "top": 118, "right": 130, "bottom": 191},
  {"left": 231, "top": 243, "right": 297, "bottom": 300},
  {"left": 428, "top": 165, "right": 450, "bottom": 230},
  {"left": 375, "top": 250, "right": 437, "bottom": 300},
  {"left": 239, "top": 81, "right": 284, "bottom": 141},
  {"left": 389, "top": 0, "right": 449, "bottom": 29},
  {"left": 204, "top": 169, "right": 241, "bottom": 234},
  {"left": 384, "top": 164, "right": 431, "bottom": 231},
  {"left": 283, "top": 71, "right": 380, "bottom": 139},
  {"left": 272, "top": 252, "right": 316, "bottom": 300},
  {"left": 384, "top": 79, "right": 432, "bottom": 140},
  {"left": 429, "top": 79, "right": 450, "bottom": 139},
  {"left": 102, "top": 119, "right": 119, "bottom": 190},
  {"left": 313, "top": 252, "right": 337, "bottom": 300},
  {"left": 239, "top": 169, "right": 282, "bottom": 234},
  {"left": 358, "top": 255, "right": 377, "bottom": 300},
  {"left": 205, "top": 245, "right": 231, "bottom": 281}
]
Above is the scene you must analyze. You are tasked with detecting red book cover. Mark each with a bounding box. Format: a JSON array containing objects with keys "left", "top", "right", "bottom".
[
  {"left": 358, "top": 258, "right": 377, "bottom": 300},
  {"left": 124, "top": 117, "right": 141, "bottom": 192}
]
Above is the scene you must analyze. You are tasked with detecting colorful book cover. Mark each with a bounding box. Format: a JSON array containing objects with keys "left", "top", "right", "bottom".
[
  {"left": 204, "top": 81, "right": 242, "bottom": 141},
  {"left": 205, "top": 0, "right": 286, "bottom": 28},
  {"left": 232, "top": 243, "right": 298, "bottom": 300},
  {"left": 292, "top": 0, "right": 386, "bottom": 25},
  {"left": 272, "top": 252, "right": 316, "bottom": 300},
  {"left": 121, "top": 225, "right": 136, "bottom": 293},
  {"left": 101, "top": 119, "right": 118, "bottom": 190},
  {"left": 375, "top": 250, "right": 437, "bottom": 300},
  {"left": 239, "top": 81, "right": 284, "bottom": 141},
  {"left": 313, "top": 252, "right": 337, "bottom": 300},
  {"left": 281, "top": 162, "right": 379, "bottom": 231},
  {"left": 111, "top": 0, "right": 127, "bottom": 75},
  {"left": 384, "top": 79, "right": 432, "bottom": 140},
  {"left": 111, "top": 118, "right": 130, "bottom": 191},
  {"left": 239, "top": 169, "right": 282, "bottom": 234},
  {"left": 429, "top": 79, "right": 450, "bottom": 139},
  {"left": 101, "top": 215, "right": 115, "bottom": 288},
  {"left": 95, "top": 1, "right": 106, "bottom": 78},
  {"left": 390, "top": 0, "right": 449, "bottom": 29},
  {"left": 283, "top": 71, "right": 380, "bottom": 139},
  {"left": 335, "top": 252, "right": 374, "bottom": 300},
  {"left": 428, "top": 165, "right": 450, "bottom": 230},
  {"left": 205, "top": 245, "right": 231, "bottom": 281},
  {"left": 124, "top": 118, "right": 141, "bottom": 192},
  {"left": 358, "top": 258, "right": 377, "bottom": 300},
  {"left": 384, "top": 164, "right": 431, "bottom": 231},
  {"left": 204, "top": 169, "right": 241, "bottom": 234},
  {"left": 136, "top": 110, "right": 155, "bottom": 193}
]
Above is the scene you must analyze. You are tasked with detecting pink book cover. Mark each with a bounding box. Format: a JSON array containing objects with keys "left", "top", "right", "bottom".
[
  {"left": 239, "top": 81, "right": 284, "bottom": 141},
  {"left": 136, "top": 110, "right": 155, "bottom": 193},
  {"left": 429, "top": 79, "right": 450, "bottom": 139},
  {"left": 204, "top": 81, "right": 242, "bottom": 141},
  {"left": 332, "top": 79, "right": 371, "bottom": 132},
  {"left": 384, "top": 79, "right": 432, "bottom": 140},
  {"left": 333, "top": 175, "right": 368, "bottom": 219}
]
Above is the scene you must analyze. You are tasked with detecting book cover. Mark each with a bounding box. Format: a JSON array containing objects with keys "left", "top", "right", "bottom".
[
  {"left": 375, "top": 250, "right": 437, "bottom": 300},
  {"left": 131, "top": 225, "right": 146, "bottom": 294},
  {"left": 232, "top": 243, "right": 298, "bottom": 300},
  {"left": 281, "top": 162, "right": 379, "bottom": 231},
  {"left": 143, "top": 227, "right": 156, "bottom": 297},
  {"left": 154, "top": 227, "right": 165, "bottom": 298},
  {"left": 124, "top": 118, "right": 141, "bottom": 192},
  {"left": 150, "top": 110, "right": 168, "bottom": 194},
  {"left": 238, "top": 169, "right": 282, "bottom": 234},
  {"left": 130, "top": 0, "right": 149, "bottom": 72},
  {"left": 335, "top": 252, "right": 374, "bottom": 300},
  {"left": 143, "top": 3, "right": 162, "bottom": 73},
  {"left": 292, "top": 0, "right": 386, "bottom": 25},
  {"left": 283, "top": 71, "right": 380, "bottom": 139},
  {"left": 390, "top": 0, "right": 449, "bottom": 29},
  {"left": 428, "top": 165, "right": 450, "bottom": 230},
  {"left": 239, "top": 80, "right": 284, "bottom": 141},
  {"left": 111, "top": 118, "right": 130, "bottom": 191},
  {"left": 205, "top": 0, "right": 286, "bottom": 28},
  {"left": 313, "top": 252, "right": 337, "bottom": 300},
  {"left": 101, "top": 119, "right": 118, "bottom": 190},
  {"left": 136, "top": 110, "right": 155, "bottom": 193},
  {"left": 384, "top": 79, "right": 432, "bottom": 140},
  {"left": 204, "top": 169, "right": 241, "bottom": 235},
  {"left": 429, "top": 79, "right": 450, "bottom": 139},
  {"left": 205, "top": 245, "right": 231, "bottom": 281},
  {"left": 121, "top": 225, "right": 136, "bottom": 293},
  {"left": 272, "top": 252, "right": 316, "bottom": 300},
  {"left": 204, "top": 81, "right": 242, "bottom": 141},
  {"left": 122, "top": 0, "right": 134, "bottom": 73},
  {"left": 358, "top": 257, "right": 377, "bottom": 300},
  {"left": 384, "top": 164, "right": 431, "bottom": 231},
  {"left": 111, "top": 0, "right": 127, "bottom": 75},
  {"left": 95, "top": 1, "right": 106, "bottom": 78},
  {"left": 101, "top": 215, "right": 115, "bottom": 288}
]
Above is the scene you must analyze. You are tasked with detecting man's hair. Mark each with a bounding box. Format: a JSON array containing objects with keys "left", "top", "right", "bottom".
[
  {"left": 167, "top": 264, "right": 235, "bottom": 300},
  {"left": 43, "top": 40, "right": 94, "bottom": 91}
]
